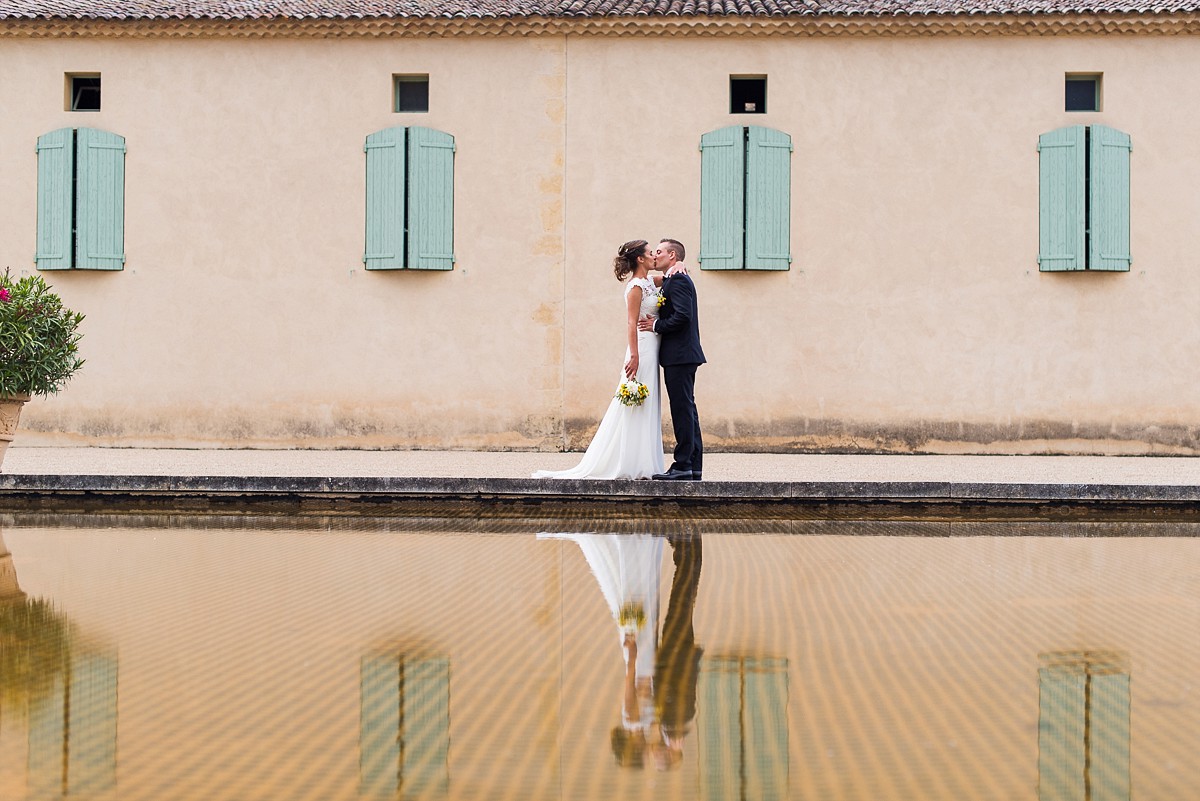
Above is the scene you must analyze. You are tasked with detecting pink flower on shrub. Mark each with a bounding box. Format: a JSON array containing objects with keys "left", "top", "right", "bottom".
[{"left": 0, "top": 288, "right": 10, "bottom": 302}]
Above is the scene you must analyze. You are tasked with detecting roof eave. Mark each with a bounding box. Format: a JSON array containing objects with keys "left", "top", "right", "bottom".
[{"left": 1, "top": 10, "right": 1199, "bottom": 36}]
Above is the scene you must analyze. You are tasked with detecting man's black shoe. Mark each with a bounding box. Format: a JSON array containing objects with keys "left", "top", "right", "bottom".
[
  {"left": 691, "top": 472, "right": 702, "bottom": 481},
  {"left": 652, "top": 468, "right": 694, "bottom": 480}
]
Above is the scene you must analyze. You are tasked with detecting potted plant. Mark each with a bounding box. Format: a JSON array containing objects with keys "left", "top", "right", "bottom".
[{"left": 0, "top": 269, "right": 85, "bottom": 471}]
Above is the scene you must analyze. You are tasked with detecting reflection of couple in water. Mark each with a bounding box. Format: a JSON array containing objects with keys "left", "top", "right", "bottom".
[{"left": 540, "top": 531, "right": 703, "bottom": 771}]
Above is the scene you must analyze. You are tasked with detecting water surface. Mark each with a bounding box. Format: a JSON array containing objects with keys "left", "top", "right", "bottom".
[{"left": 0, "top": 516, "right": 1196, "bottom": 800}]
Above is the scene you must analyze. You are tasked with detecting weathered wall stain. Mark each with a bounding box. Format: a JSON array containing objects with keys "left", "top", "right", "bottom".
[{"left": 18, "top": 410, "right": 1200, "bottom": 455}]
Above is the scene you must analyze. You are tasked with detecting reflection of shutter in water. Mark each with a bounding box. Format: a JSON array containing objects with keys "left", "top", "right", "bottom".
[
  {"left": 699, "top": 656, "right": 788, "bottom": 801},
  {"left": 1038, "top": 651, "right": 1130, "bottom": 801},
  {"left": 360, "top": 654, "right": 450, "bottom": 800},
  {"left": 360, "top": 655, "right": 402, "bottom": 796},
  {"left": 27, "top": 653, "right": 118, "bottom": 798}
]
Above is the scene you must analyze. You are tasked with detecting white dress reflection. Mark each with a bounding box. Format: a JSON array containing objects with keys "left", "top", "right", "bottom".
[{"left": 539, "top": 532, "right": 664, "bottom": 765}]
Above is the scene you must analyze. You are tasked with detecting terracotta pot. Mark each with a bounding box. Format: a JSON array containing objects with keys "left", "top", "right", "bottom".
[{"left": 0, "top": 394, "right": 31, "bottom": 473}]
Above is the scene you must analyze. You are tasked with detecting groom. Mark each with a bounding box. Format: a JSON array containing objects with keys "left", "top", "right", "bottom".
[{"left": 639, "top": 239, "right": 705, "bottom": 481}]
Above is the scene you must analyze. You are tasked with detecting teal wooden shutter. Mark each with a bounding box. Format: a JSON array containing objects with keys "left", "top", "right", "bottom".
[
  {"left": 28, "top": 673, "right": 65, "bottom": 797},
  {"left": 699, "top": 656, "right": 741, "bottom": 801},
  {"left": 67, "top": 653, "right": 119, "bottom": 794},
  {"left": 364, "top": 127, "right": 407, "bottom": 270},
  {"left": 1088, "top": 125, "right": 1132, "bottom": 272},
  {"left": 27, "top": 654, "right": 118, "bottom": 797},
  {"left": 1039, "top": 664, "right": 1087, "bottom": 801},
  {"left": 700, "top": 126, "right": 745, "bottom": 270},
  {"left": 745, "top": 127, "right": 792, "bottom": 271},
  {"left": 401, "top": 657, "right": 450, "bottom": 796},
  {"left": 1038, "top": 655, "right": 1130, "bottom": 801},
  {"left": 35, "top": 128, "right": 74, "bottom": 271},
  {"left": 75, "top": 128, "right": 126, "bottom": 271},
  {"left": 699, "top": 657, "right": 789, "bottom": 801},
  {"left": 1088, "top": 671, "right": 1131, "bottom": 801},
  {"left": 406, "top": 127, "right": 455, "bottom": 271},
  {"left": 1038, "top": 126, "right": 1086, "bottom": 272},
  {"left": 360, "top": 655, "right": 401, "bottom": 796}
]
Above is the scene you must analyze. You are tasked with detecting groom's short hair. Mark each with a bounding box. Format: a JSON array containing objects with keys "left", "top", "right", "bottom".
[{"left": 659, "top": 239, "right": 686, "bottom": 262}]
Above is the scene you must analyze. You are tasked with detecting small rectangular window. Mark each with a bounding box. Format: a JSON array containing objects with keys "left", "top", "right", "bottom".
[
  {"left": 394, "top": 75, "right": 429, "bottom": 113},
  {"left": 730, "top": 76, "right": 767, "bottom": 114},
  {"left": 1065, "top": 74, "right": 1101, "bottom": 112},
  {"left": 67, "top": 74, "right": 101, "bottom": 112}
]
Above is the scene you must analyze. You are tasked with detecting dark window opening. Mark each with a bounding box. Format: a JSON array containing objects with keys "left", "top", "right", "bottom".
[
  {"left": 1066, "top": 75, "right": 1100, "bottom": 112},
  {"left": 394, "top": 75, "right": 429, "bottom": 113},
  {"left": 69, "top": 76, "right": 101, "bottom": 112},
  {"left": 730, "top": 76, "right": 767, "bottom": 114}
]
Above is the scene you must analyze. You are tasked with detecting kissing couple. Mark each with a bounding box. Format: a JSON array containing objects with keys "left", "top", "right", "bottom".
[{"left": 534, "top": 238, "right": 706, "bottom": 481}]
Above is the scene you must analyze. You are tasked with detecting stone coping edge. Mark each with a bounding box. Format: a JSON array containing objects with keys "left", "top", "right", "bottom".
[{"left": 2, "top": 473, "right": 1200, "bottom": 502}]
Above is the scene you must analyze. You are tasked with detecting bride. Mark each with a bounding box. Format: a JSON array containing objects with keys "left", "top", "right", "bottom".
[{"left": 533, "top": 240, "right": 664, "bottom": 480}]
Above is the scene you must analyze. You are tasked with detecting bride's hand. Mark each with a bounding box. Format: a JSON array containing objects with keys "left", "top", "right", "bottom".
[{"left": 624, "top": 354, "right": 639, "bottom": 380}]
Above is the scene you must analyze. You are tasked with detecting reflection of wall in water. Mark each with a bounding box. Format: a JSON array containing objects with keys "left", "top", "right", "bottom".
[
  {"left": 699, "top": 656, "right": 788, "bottom": 801},
  {"left": 1039, "top": 651, "right": 1130, "bottom": 801}
]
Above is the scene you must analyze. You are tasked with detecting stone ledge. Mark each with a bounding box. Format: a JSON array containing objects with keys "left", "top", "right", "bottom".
[{"left": 3, "top": 473, "right": 1200, "bottom": 504}]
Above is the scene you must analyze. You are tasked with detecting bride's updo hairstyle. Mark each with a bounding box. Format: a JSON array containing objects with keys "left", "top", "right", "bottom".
[{"left": 613, "top": 240, "right": 649, "bottom": 281}]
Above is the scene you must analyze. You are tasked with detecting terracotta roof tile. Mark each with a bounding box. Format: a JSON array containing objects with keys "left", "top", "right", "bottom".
[{"left": 2, "top": 0, "right": 1198, "bottom": 19}]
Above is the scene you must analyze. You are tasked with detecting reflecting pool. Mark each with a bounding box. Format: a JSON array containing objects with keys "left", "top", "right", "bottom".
[{"left": 0, "top": 516, "right": 1197, "bottom": 800}]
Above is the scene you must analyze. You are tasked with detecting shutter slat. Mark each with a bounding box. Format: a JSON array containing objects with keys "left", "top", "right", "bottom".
[
  {"left": 746, "top": 126, "right": 792, "bottom": 271},
  {"left": 35, "top": 128, "right": 74, "bottom": 270},
  {"left": 1088, "top": 124, "right": 1132, "bottom": 272},
  {"left": 406, "top": 127, "right": 455, "bottom": 271},
  {"left": 364, "top": 127, "right": 407, "bottom": 270},
  {"left": 75, "top": 128, "right": 126, "bottom": 271},
  {"left": 699, "top": 126, "right": 745, "bottom": 270},
  {"left": 1038, "top": 126, "right": 1086, "bottom": 272}
]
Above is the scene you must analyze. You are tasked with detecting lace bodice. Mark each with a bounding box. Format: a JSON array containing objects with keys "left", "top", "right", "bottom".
[{"left": 625, "top": 277, "right": 659, "bottom": 321}]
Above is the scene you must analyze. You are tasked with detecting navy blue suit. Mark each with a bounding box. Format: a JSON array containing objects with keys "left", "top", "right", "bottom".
[{"left": 653, "top": 273, "right": 705, "bottom": 474}]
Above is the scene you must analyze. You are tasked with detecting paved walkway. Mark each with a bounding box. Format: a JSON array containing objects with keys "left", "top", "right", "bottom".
[{"left": 4, "top": 446, "right": 1200, "bottom": 484}]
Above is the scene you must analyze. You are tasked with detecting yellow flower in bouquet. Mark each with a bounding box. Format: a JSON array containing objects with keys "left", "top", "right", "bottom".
[
  {"left": 616, "top": 379, "right": 649, "bottom": 407},
  {"left": 617, "top": 601, "right": 646, "bottom": 632}
]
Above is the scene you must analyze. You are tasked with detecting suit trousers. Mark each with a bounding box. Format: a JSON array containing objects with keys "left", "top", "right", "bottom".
[{"left": 663, "top": 364, "right": 702, "bottom": 474}]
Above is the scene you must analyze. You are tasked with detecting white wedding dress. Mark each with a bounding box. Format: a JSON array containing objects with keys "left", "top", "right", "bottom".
[
  {"left": 537, "top": 533, "right": 664, "bottom": 701},
  {"left": 533, "top": 277, "right": 664, "bottom": 480}
]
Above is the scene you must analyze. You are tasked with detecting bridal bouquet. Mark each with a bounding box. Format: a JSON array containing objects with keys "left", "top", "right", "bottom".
[
  {"left": 616, "top": 378, "right": 649, "bottom": 407},
  {"left": 617, "top": 601, "right": 647, "bottom": 634}
]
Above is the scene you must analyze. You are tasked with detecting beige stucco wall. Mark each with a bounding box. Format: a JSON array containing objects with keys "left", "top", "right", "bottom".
[{"left": 1, "top": 29, "right": 1198, "bottom": 452}]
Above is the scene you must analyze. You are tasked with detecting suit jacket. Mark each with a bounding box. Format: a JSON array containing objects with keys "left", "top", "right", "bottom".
[{"left": 655, "top": 273, "right": 706, "bottom": 367}]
